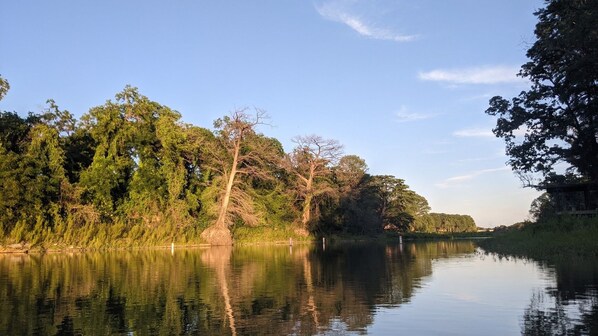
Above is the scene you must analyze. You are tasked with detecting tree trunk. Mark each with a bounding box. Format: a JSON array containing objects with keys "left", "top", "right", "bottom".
[
  {"left": 301, "top": 169, "right": 314, "bottom": 230},
  {"left": 201, "top": 139, "right": 240, "bottom": 245},
  {"left": 302, "top": 194, "right": 312, "bottom": 228},
  {"left": 215, "top": 158, "right": 238, "bottom": 229}
]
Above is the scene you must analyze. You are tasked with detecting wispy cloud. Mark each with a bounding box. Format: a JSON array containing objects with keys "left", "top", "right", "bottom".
[
  {"left": 453, "top": 128, "right": 495, "bottom": 138},
  {"left": 395, "top": 106, "right": 434, "bottom": 123},
  {"left": 436, "top": 167, "right": 510, "bottom": 188},
  {"left": 419, "top": 66, "right": 523, "bottom": 85},
  {"left": 315, "top": 3, "right": 417, "bottom": 42},
  {"left": 453, "top": 126, "right": 529, "bottom": 138},
  {"left": 456, "top": 156, "right": 500, "bottom": 163}
]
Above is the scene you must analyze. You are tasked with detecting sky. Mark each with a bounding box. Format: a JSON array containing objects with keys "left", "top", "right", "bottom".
[{"left": 0, "top": 0, "right": 544, "bottom": 228}]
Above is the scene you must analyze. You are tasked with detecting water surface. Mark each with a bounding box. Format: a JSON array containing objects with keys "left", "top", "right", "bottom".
[{"left": 1, "top": 241, "right": 596, "bottom": 335}]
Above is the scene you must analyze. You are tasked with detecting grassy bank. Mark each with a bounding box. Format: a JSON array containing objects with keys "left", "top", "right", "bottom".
[
  {"left": 478, "top": 216, "right": 598, "bottom": 259},
  {"left": 386, "top": 231, "right": 493, "bottom": 241},
  {"left": 0, "top": 223, "right": 318, "bottom": 253},
  {"left": 232, "top": 226, "right": 314, "bottom": 245},
  {"left": 0, "top": 224, "right": 497, "bottom": 253}
]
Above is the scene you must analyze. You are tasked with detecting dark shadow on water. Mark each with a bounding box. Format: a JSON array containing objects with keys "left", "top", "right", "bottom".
[{"left": 480, "top": 247, "right": 598, "bottom": 335}]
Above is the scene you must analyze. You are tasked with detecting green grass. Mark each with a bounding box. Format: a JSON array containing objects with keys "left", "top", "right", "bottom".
[
  {"left": 478, "top": 216, "right": 598, "bottom": 259},
  {"left": 232, "top": 226, "right": 313, "bottom": 245}
]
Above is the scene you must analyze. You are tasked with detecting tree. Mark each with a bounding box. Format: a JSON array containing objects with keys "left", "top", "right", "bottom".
[
  {"left": 78, "top": 87, "right": 142, "bottom": 217},
  {"left": 335, "top": 155, "right": 368, "bottom": 191},
  {"left": 328, "top": 155, "right": 383, "bottom": 234},
  {"left": 368, "top": 175, "right": 430, "bottom": 231},
  {"left": 0, "top": 112, "right": 30, "bottom": 153},
  {"left": 286, "top": 135, "right": 343, "bottom": 234},
  {"left": 529, "top": 193, "right": 556, "bottom": 222},
  {"left": 201, "top": 109, "right": 278, "bottom": 245},
  {"left": 0, "top": 75, "right": 8, "bottom": 101},
  {"left": 0, "top": 98, "right": 77, "bottom": 240},
  {"left": 486, "top": 0, "right": 598, "bottom": 185},
  {"left": 412, "top": 213, "right": 476, "bottom": 233}
]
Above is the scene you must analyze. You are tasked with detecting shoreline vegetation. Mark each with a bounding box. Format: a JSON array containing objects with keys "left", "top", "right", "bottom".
[
  {"left": 0, "top": 81, "right": 478, "bottom": 249},
  {"left": 0, "top": 230, "right": 494, "bottom": 254},
  {"left": 478, "top": 216, "right": 598, "bottom": 259},
  {"left": 0, "top": 82, "right": 590, "bottom": 257}
]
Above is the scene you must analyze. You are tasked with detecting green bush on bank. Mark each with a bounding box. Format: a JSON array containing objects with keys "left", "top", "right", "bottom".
[{"left": 479, "top": 216, "right": 598, "bottom": 258}]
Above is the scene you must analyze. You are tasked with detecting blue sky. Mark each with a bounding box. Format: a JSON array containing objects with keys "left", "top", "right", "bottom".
[{"left": 0, "top": 0, "right": 544, "bottom": 227}]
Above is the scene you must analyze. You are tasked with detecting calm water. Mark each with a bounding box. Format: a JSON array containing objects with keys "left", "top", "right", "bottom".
[{"left": 1, "top": 241, "right": 597, "bottom": 335}]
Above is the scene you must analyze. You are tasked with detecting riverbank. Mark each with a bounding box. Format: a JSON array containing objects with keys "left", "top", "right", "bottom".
[
  {"left": 478, "top": 216, "right": 598, "bottom": 260},
  {"left": 0, "top": 227, "right": 491, "bottom": 253},
  {"left": 0, "top": 224, "right": 317, "bottom": 253}
]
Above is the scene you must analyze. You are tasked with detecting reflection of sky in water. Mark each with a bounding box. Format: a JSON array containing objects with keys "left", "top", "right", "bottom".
[
  {"left": 369, "top": 251, "right": 553, "bottom": 335},
  {"left": 1, "top": 243, "right": 594, "bottom": 335}
]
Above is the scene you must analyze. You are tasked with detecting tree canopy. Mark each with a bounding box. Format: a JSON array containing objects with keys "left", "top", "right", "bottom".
[
  {"left": 0, "top": 75, "right": 9, "bottom": 101},
  {"left": 0, "top": 83, "right": 476, "bottom": 246},
  {"left": 486, "top": 0, "right": 598, "bottom": 185}
]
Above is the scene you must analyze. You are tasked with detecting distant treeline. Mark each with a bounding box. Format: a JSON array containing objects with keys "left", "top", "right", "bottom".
[
  {"left": 0, "top": 82, "right": 476, "bottom": 246},
  {"left": 413, "top": 213, "right": 477, "bottom": 233}
]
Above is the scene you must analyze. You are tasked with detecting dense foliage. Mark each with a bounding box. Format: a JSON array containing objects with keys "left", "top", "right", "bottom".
[
  {"left": 412, "top": 213, "right": 477, "bottom": 233},
  {"left": 0, "top": 80, "right": 476, "bottom": 246},
  {"left": 486, "top": 0, "right": 598, "bottom": 185}
]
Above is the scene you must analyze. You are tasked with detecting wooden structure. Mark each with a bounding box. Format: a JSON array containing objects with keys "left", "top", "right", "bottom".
[{"left": 543, "top": 182, "right": 598, "bottom": 216}]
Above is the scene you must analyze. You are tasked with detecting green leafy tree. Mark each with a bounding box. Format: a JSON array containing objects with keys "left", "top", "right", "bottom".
[
  {"left": 244, "top": 137, "right": 296, "bottom": 228},
  {"left": 0, "top": 112, "right": 30, "bottom": 153},
  {"left": 412, "top": 213, "right": 477, "bottom": 233},
  {"left": 335, "top": 155, "right": 368, "bottom": 191},
  {"left": 486, "top": 0, "right": 598, "bottom": 184},
  {"left": 529, "top": 193, "right": 556, "bottom": 222},
  {"left": 368, "top": 175, "right": 429, "bottom": 231},
  {"left": 79, "top": 86, "right": 203, "bottom": 238},
  {"left": 79, "top": 88, "right": 138, "bottom": 217},
  {"left": 326, "top": 155, "right": 381, "bottom": 234},
  {"left": 0, "top": 100, "right": 74, "bottom": 241},
  {"left": 0, "top": 145, "right": 21, "bottom": 236}
]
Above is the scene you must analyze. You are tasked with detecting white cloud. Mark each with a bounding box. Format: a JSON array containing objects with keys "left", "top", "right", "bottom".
[
  {"left": 419, "top": 66, "right": 523, "bottom": 85},
  {"left": 453, "top": 128, "right": 495, "bottom": 138},
  {"left": 436, "top": 167, "right": 510, "bottom": 188},
  {"left": 395, "top": 106, "right": 433, "bottom": 122},
  {"left": 453, "top": 126, "right": 528, "bottom": 138},
  {"left": 316, "top": 3, "right": 417, "bottom": 42}
]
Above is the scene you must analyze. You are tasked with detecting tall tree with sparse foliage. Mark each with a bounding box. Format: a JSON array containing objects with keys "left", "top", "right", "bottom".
[
  {"left": 286, "top": 135, "right": 343, "bottom": 235},
  {"left": 201, "top": 109, "right": 279, "bottom": 245}
]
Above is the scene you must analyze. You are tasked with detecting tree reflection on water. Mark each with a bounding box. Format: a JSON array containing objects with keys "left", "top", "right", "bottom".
[
  {"left": 0, "top": 241, "right": 476, "bottom": 335},
  {"left": 520, "top": 257, "right": 598, "bottom": 336}
]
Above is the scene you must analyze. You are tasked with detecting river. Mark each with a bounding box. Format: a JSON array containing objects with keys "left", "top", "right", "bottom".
[{"left": 0, "top": 241, "right": 596, "bottom": 335}]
